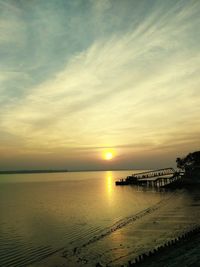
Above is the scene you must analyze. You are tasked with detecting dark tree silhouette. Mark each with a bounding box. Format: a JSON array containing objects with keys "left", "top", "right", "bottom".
[
  {"left": 176, "top": 151, "right": 200, "bottom": 170},
  {"left": 176, "top": 151, "right": 200, "bottom": 180}
]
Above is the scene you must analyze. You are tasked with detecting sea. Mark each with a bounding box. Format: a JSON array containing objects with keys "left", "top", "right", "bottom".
[{"left": 0, "top": 170, "right": 200, "bottom": 267}]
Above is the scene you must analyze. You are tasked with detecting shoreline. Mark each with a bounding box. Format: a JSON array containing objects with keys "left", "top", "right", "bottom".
[
  {"left": 0, "top": 170, "right": 68, "bottom": 175},
  {"left": 0, "top": 168, "right": 151, "bottom": 175},
  {"left": 127, "top": 225, "right": 200, "bottom": 267}
]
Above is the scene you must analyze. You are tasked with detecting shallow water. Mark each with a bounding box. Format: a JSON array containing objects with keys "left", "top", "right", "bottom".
[{"left": 0, "top": 171, "right": 199, "bottom": 267}]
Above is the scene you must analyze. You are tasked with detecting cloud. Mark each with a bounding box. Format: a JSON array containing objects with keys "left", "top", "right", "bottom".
[
  {"left": 90, "top": 0, "right": 111, "bottom": 12},
  {"left": 0, "top": 0, "right": 26, "bottom": 46},
  {"left": 0, "top": 0, "right": 199, "bottom": 168}
]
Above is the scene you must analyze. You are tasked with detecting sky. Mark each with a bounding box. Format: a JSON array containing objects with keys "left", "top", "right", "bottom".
[{"left": 0, "top": 0, "right": 200, "bottom": 171}]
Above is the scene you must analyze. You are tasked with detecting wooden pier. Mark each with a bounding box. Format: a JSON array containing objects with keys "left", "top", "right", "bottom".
[{"left": 116, "top": 168, "right": 184, "bottom": 187}]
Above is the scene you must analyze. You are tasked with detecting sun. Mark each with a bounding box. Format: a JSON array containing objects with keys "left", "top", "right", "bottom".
[{"left": 103, "top": 151, "right": 113, "bottom": 160}]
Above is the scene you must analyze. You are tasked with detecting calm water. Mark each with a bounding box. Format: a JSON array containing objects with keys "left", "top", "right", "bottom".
[{"left": 0, "top": 170, "right": 199, "bottom": 267}]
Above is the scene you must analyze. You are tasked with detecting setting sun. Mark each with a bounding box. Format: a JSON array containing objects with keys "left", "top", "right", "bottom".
[{"left": 103, "top": 151, "right": 114, "bottom": 160}]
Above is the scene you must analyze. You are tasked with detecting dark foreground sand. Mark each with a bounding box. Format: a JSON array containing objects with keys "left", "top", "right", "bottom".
[
  {"left": 29, "top": 188, "right": 200, "bottom": 267},
  {"left": 131, "top": 230, "right": 200, "bottom": 267}
]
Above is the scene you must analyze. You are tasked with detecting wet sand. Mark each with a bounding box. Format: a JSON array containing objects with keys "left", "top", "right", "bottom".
[
  {"left": 28, "top": 188, "right": 200, "bottom": 267},
  {"left": 130, "top": 229, "right": 200, "bottom": 267}
]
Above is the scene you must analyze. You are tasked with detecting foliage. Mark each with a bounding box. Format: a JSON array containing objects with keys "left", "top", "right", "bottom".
[{"left": 176, "top": 151, "right": 200, "bottom": 171}]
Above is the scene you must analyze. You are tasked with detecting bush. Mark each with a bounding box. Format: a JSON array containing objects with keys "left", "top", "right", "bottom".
[{"left": 176, "top": 151, "right": 200, "bottom": 180}]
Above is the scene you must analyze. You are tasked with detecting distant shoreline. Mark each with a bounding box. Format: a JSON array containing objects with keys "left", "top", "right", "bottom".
[
  {"left": 0, "top": 170, "right": 68, "bottom": 175},
  {"left": 0, "top": 168, "right": 146, "bottom": 175}
]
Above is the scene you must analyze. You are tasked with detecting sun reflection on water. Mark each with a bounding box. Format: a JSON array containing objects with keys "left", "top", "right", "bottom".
[{"left": 105, "top": 171, "right": 114, "bottom": 204}]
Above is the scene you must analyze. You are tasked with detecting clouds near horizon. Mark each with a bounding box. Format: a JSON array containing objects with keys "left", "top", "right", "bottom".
[{"left": 0, "top": 0, "right": 200, "bottom": 170}]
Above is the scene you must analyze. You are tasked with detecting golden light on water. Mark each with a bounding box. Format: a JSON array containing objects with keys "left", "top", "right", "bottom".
[{"left": 105, "top": 171, "right": 114, "bottom": 204}]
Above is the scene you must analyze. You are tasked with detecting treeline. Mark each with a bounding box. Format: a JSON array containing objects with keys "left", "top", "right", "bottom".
[{"left": 0, "top": 169, "right": 68, "bottom": 174}]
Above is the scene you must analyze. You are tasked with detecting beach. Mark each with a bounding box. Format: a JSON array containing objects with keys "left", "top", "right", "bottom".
[{"left": 130, "top": 228, "right": 200, "bottom": 267}]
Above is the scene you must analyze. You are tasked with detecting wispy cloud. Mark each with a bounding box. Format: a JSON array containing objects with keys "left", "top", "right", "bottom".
[{"left": 0, "top": 0, "right": 199, "bottom": 168}]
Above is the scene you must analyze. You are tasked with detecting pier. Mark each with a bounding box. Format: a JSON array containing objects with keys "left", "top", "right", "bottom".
[{"left": 115, "top": 168, "right": 184, "bottom": 187}]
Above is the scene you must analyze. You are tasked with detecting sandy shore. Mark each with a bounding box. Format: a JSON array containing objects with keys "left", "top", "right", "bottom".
[
  {"left": 29, "top": 188, "right": 200, "bottom": 267},
  {"left": 129, "top": 228, "right": 200, "bottom": 267}
]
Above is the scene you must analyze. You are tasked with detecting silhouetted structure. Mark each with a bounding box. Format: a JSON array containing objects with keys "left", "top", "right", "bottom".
[
  {"left": 115, "top": 168, "right": 183, "bottom": 187},
  {"left": 116, "top": 151, "right": 200, "bottom": 188}
]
